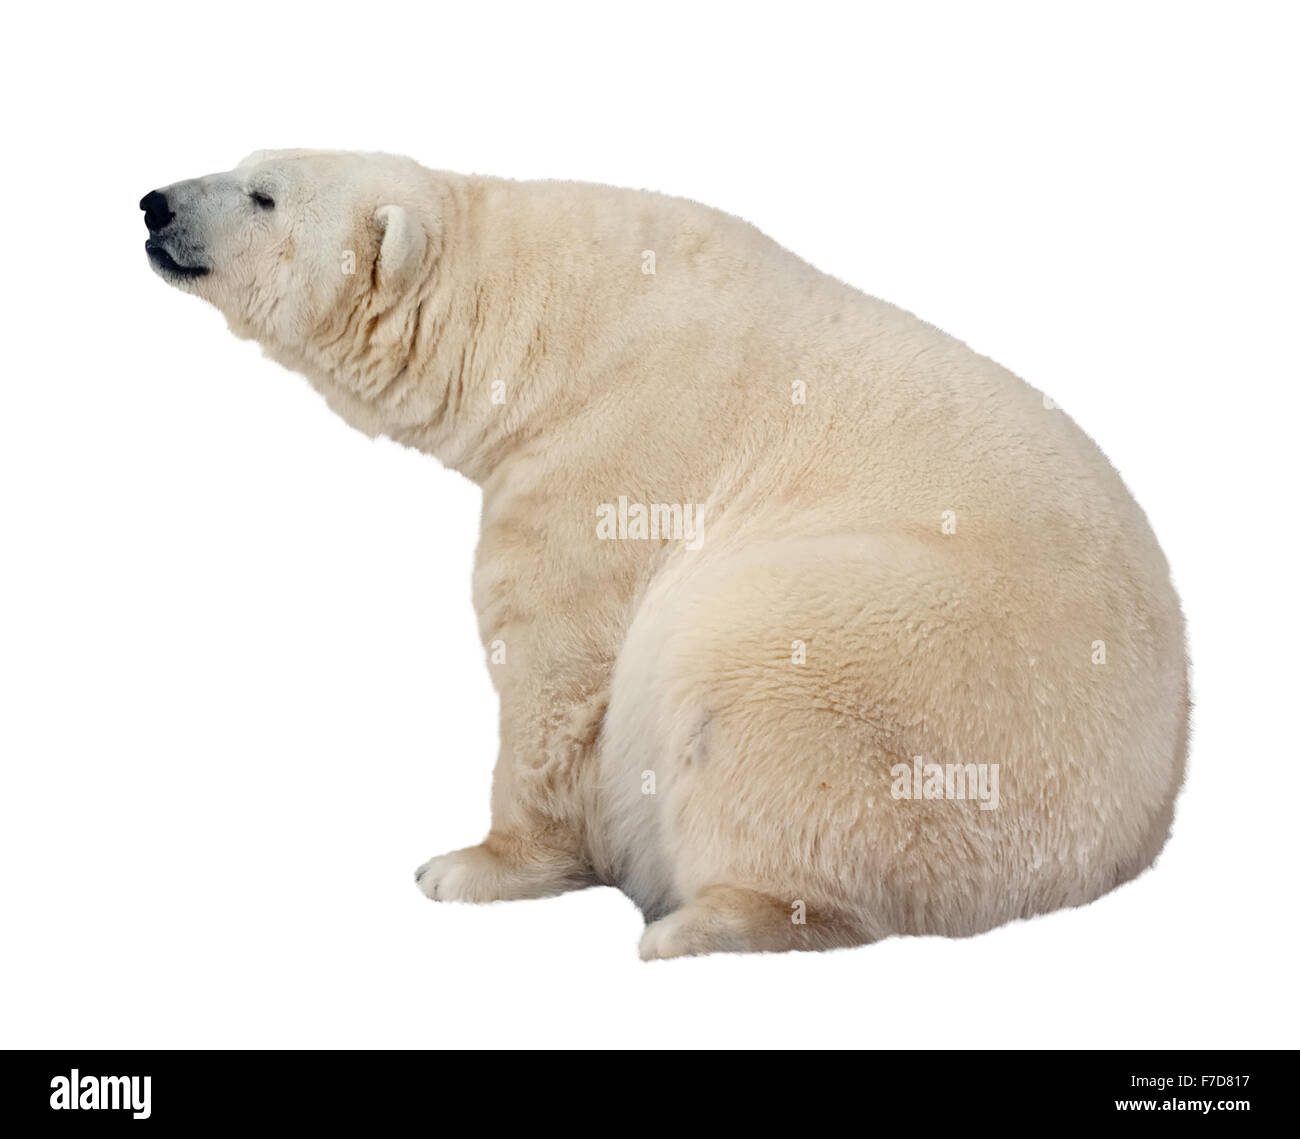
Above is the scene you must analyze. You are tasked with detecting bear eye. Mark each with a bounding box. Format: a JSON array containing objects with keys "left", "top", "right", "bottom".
[{"left": 249, "top": 191, "right": 275, "bottom": 210}]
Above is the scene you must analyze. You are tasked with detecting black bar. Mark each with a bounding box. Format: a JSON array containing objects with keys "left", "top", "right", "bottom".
[{"left": 3, "top": 1049, "right": 1291, "bottom": 1127}]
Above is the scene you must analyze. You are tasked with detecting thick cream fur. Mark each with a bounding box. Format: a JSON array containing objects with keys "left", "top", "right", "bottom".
[{"left": 147, "top": 150, "right": 1189, "bottom": 958}]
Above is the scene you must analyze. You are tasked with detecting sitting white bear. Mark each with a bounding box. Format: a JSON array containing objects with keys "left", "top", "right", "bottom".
[{"left": 142, "top": 150, "right": 1189, "bottom": 958}]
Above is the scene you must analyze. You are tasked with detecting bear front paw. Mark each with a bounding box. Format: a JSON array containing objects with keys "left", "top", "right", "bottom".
[{"left": 414, "top": 847, "right": 502, "bottom": 902}]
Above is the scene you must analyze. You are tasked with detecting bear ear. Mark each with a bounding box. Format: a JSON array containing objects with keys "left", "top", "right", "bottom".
[{"left": 372, "top": 205, "right": 427, "bottom": 292}]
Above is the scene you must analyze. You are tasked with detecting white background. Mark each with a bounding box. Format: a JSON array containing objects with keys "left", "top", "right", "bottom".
[{"left": 2, "top": 2, "right": 1296, "bottom": 1049}]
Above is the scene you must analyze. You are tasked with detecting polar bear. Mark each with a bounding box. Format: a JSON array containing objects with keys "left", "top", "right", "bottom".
[{"left": 141, "top": 150, "right": 1188, "bottom": 958}]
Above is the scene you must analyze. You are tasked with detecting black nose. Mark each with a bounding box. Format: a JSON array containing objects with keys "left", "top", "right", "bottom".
[{"left": 140, "top": 190, "right": 174, "bottom": 233}]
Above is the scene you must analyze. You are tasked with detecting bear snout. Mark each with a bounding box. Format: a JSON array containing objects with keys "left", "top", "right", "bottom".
[{"left": 141, "top": 188, "right": 210, "bottom": 280}]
